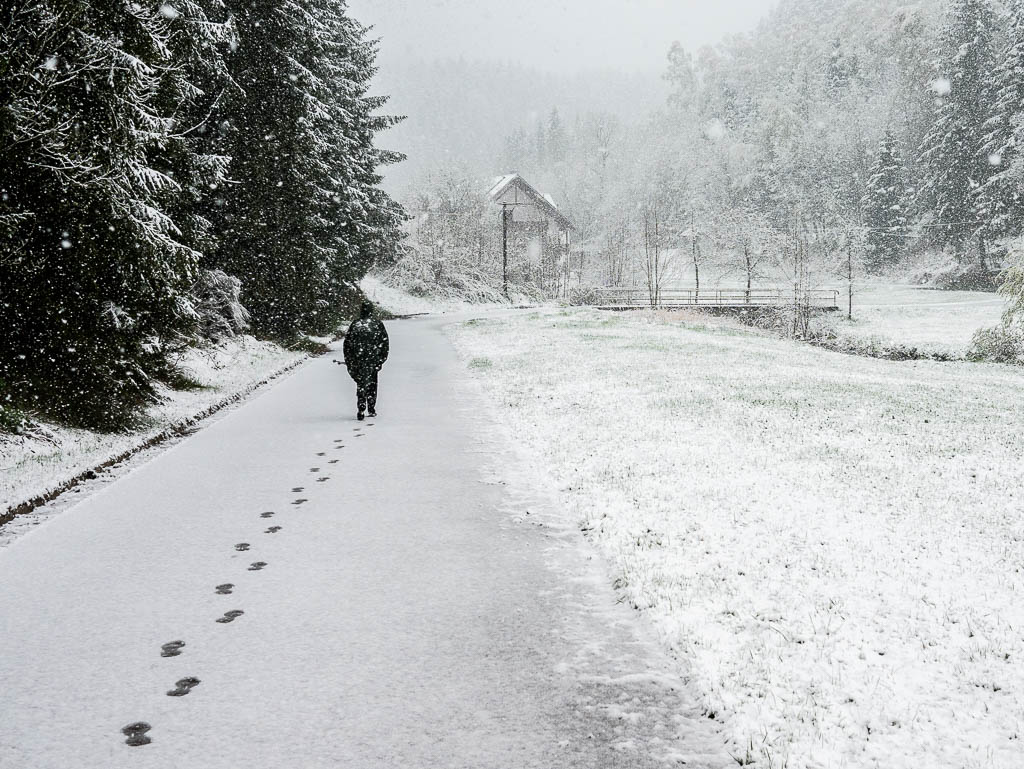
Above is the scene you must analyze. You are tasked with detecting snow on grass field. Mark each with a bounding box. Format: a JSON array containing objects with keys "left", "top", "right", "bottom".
[
  {"left": 821, "top": 284, "right": 1008, "bottom": 358},
  {"left": 450, "top": 307, "right": 1024, "bottom": 769},
  {"left": 0, "top": 336, "right": 304, "bottom": 516}
]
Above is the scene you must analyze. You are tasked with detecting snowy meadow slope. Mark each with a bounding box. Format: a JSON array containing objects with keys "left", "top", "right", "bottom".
[{"left": 450, "top": 308, "right": 1024, "bottom": 769}]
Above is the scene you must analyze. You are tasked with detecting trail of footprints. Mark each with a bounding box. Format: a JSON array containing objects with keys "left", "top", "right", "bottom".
[{"left": 123, "top": 431, "right": 363, "bottom": 746}]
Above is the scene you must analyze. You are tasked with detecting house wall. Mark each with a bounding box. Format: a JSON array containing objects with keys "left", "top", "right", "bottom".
[{"left": 491, "top": 181, "right": 568, "bottom": 238}]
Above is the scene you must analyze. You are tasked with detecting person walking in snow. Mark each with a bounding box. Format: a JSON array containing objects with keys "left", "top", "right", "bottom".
[{"left": 342, "top": 300, "right": 389, "bottom": 420}]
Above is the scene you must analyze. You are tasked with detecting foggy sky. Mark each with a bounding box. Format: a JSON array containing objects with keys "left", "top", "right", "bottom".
[{"left": 348, "top": 0, "right": 780, "bottom": 74}]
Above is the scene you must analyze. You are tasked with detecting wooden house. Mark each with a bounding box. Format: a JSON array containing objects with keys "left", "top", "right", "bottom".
[{"left": 487, "top": 174, "right": 573, "bottom": 275}]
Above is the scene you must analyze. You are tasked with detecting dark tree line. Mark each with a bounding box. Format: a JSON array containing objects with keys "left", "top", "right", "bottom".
[{"left": 0, "top": 0, "right": 404, "bottom": 429}]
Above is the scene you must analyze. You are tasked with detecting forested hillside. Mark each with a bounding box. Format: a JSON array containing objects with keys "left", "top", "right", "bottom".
[
  {"left": 405, "top": 0, "right": 1024, "bottom": 330},
  {"left": 0, "top": 0, "right": 404, "bottom": 429},
  {"left": 371, "top": 57, "right": 667, "bottom": 195}
]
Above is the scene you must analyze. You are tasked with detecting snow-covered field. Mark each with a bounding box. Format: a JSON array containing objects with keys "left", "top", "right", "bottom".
[
  {"left": 450, "top": 307, "right": 1024, "bottom": 769},
  {"left": 1, "top": 337, "right": 304, "bottom": 517},
  {"left": 821, "top": 284, "right": 1007, "bottom": 358}
]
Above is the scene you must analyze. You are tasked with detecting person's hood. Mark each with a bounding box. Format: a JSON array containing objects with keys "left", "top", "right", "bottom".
[{"left": 359, "top": 300, "right": 375, "bottom": 319}]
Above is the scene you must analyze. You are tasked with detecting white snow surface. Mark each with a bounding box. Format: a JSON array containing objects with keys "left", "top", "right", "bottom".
[
  {"left": 1, "top": 336, "right": 303, "bottom": 519},
  {"left": 450, "top": 307, "right": 1024, "bottom": 769},
  {"left": 361, "top": 274, "right": 478, "bottom": 316},
  {"left": 822, "top": 284, "right": 1007, "bottom": 357},
  {"left": 0, "top": 316, "right": 731, "bottom": 768}
]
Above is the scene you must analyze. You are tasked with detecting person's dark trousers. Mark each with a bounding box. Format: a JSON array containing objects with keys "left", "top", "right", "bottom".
[{"left": 355, "top": 371, "right": 378, "bottom": 415}]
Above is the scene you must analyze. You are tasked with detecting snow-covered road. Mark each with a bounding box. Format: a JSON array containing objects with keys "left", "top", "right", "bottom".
[{"left": 0, "top": 317, "right": 727, "bottom": 768}]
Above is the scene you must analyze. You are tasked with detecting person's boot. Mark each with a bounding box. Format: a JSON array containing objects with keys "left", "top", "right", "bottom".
[
  {"left": 368, "top": 401, "right": 376, "bottom": 417},
  {"left": 357, "top": 410, "right": 365, "bottom": 421}
]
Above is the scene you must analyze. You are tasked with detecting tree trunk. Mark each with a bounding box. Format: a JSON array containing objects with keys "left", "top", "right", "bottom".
[
  {"left": 744, "top": 243, "right": 751, "bottom": 304},
  {"left": 847, "top": 242, "right": 853, "bottom": 321},
  {"left": 693, "top": 239, "right": 701, "bottom": 296}
]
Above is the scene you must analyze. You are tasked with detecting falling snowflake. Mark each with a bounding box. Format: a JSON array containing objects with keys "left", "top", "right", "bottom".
[
  {"left": 42, "top": 56, "right": 58, "bottom": 71},
  {"left": 159, "top": 4, "right": 179, "bottom": 19},
  {"left": 704, "top": 119, "right": 726, "bottom": 140},
  {"left": 989, "top": 153, "right": 1002, "bottom": 167},
  {"left": 931, "top": 78, "right": 952, "bottom": 96}
]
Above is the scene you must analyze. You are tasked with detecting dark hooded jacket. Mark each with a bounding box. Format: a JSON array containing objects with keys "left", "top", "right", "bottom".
[{"left": 343, "top": 301, "right": 389, "bottom": 378}]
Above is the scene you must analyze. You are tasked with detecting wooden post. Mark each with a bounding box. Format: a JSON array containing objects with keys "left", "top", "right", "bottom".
[
  {"left": 744, "top": 243, "right": 751, "bottom": 304},
  {"left": 564, "top": 229, "right": 571, "bottom": 298},
  {"left": 847, "top": 241, "right": 853, "bottom": 320},
  {"left": 501, "top": 203, "right": 510, "bottom": 300}
]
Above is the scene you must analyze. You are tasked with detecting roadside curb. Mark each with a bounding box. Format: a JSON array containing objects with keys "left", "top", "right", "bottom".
[{"left": 0, "top": 355, "right": 309, "bottom": 528}]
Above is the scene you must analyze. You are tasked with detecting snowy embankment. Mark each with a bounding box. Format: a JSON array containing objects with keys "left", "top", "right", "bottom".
[
  {"left": 362, "top": 275, "right": 479, "bottom": 316},
  {"left": 450, "top": 307, "right": 1024, "bottom": 769},
  {"left": 1, "top": 337, "right": 304, "bottom": 522}
]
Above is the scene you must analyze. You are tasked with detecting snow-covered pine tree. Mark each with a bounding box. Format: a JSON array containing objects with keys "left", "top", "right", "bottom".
[
  {"left": 916, "top": 0, "right": 999, "bottom": 258},
  {"left": 209, "top": 0, "right": 403, "bottom": 338},
  {"left": 548, "top": 108, "right": 568, "bottom": 165},
  {"left": 318, "top": 9, "right": 405, "bottom": 329},
  {"left": 206, "top": 0, "right": 334, "bottom": 338},
  {"left": 977, "top": 0, "right": 1024, "bottom": 238},
  {"left": 863, "top": 131, "right": 908, "bottom": 273},
  {"left": 152, "top": 0, "right": 235, "bottom": 267},
  {"left": 0, "top": 0, "right": 228, "bottom": 429}
]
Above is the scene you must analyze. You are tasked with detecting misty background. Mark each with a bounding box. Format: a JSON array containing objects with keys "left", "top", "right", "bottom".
[{"left": 349, "top": 0, "right": 780, "bottom": 194}]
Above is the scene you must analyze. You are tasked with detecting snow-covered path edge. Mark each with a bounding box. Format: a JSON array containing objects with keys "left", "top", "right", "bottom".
[
  {"left": 441, "top": 315, "right": 737, "bottom": 763},
  {"left": 1, "top": 356, "right": 308, "bottom": 531}
]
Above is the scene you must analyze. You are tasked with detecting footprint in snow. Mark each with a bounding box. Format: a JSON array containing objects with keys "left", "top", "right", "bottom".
[
  {"left": 215, "top": 584, "right": 234, "bottom": 595},
  {"left": 122, "top": 722, "right": 152, "bottom": 747},
  {"left": 265, "top": 526, "right": 281, "bottom": 534},
  {"left": 328, "top": 459, "right": 339, "bottom": 464},
  {"left": 248, "top": 562, "right": 267, "bottom": 571},
  {"left": 160, "top": 641, "right": 185, "bottom": 658},
  {"left": 234, "top": 543, "right": 250, "bottom": 552},
  {"left": 166, "top": 677, "right": 201, "bottom": 697},
  {"left": 291, "top": 487, "right": 304, "bottom": 493},
  {"left": 316, "top": 452, "right": 326, "bottom": 457},
  {"left": 309, "top": 467, "right": 320, "bottom": 473},
  {"left": 216, "top": 610, "right": 244, "bottom": 624},
  {"left": 316, "top": 477, "right": 329, "bottom": 483},
  {"left": 260, "top": 512, "right": 275, "bottom": 519},
  {"left": 292, "top": 498, "right": 307, "bottom": 506}
]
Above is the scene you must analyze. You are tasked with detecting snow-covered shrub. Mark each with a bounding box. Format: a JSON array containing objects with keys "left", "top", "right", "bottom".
[
  {"left": 192, "top": 269, "right": 251, "bottom": 343},
  {"left": 568, "top": 286, "right": 601, "bottom": 306},
  {"left": 376, "top": 247, "right": 510, "bottom": 305},
  {"left": 903, "top": 249, "right": 999, "bottom": 291},
  {"left": 813, "top": 334, "right": 957, "bottom": 362},
  {"left": 0, "top": 404, "right": 30, "bottom": 435},
  {"left": 1000, "top": 237, "right": 1024, "bottom": 324},
  {"left": 967, "top": 323, "right": 1024, "bottom": 364},
  {"left": 928, "top": 261, "right": 998, "bottom": 292}
]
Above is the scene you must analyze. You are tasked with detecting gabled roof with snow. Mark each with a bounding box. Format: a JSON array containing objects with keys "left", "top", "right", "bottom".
[{"left": 487, "top": 173, "right": 573, "bottom": 231}]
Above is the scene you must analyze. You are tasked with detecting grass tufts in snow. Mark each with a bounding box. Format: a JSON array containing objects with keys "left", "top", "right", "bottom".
[{"left": 451, "top": 306, "right": 1024, "bottom": 769}]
